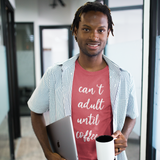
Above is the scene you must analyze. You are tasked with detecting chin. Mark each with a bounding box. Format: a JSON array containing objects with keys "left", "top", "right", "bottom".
[{"left": 84, "top": 52, "right": 102, "bottom": 57}]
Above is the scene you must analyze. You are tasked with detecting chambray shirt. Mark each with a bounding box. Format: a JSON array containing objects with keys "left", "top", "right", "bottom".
[{"left": 28, "top": 54, "right": 139, "bottom": 160}]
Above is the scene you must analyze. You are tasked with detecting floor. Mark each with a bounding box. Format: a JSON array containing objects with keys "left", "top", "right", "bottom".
[
  {"left": 15, "top": 117, "right": 45, "bottom": 160},
  {"left": 0, "top": 117, "right": 10, "bottom": 160},
  {"left": 0, "top": 116, "right": 140, "bottom": 160},
  {"left": 14, "top": 116, "right": 140, "bottom": 160},
  {"left": 126, "top": 133, "right": 140, "bottom": 160}
]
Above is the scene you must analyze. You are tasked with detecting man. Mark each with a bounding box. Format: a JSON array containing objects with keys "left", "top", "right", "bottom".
[{"left": 28, "top": 2, "right": 138, "bottom": 160}]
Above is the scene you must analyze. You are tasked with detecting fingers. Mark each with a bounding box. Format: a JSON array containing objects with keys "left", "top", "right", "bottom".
[
  {"left": 112, "top": 130, "right": 128, "bottom": 156},
  {"left": 111, "top": 130, "right": 121, "bottom": 138},
  {"left": 115, "top": 147, "right": 126, "bottom": 156},
  {"left": 114, "top": 137, "right": 127, "bottom": 146}
]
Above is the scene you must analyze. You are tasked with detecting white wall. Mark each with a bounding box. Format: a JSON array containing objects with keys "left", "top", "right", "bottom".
[{"left": 15, "top": 0, "right": 38, "bottom": 21}]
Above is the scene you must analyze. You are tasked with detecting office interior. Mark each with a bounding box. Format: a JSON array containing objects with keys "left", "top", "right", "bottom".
[{"left": 0, "top": 0, "right": 159, "bottom": 159}]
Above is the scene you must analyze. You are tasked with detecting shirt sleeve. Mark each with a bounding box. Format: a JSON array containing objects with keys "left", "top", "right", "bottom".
[
  {"left": 27, "top": 68, "right": 51, "bottom": 114},
  {"left": 126, "top": 74, "right": 139, "bottom": 119}
]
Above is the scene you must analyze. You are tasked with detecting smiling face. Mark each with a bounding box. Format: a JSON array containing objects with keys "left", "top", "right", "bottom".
[{"left": 74, "top": 11, "right": 110, "bottom": 58}]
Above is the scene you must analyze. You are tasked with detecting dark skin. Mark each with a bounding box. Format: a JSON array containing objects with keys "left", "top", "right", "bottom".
[
  {"left": 31, "top": 11, "right": 136, "bottom": 159},
  {"left": 74, "top": 11, "right": 110, "bottom": 72}
]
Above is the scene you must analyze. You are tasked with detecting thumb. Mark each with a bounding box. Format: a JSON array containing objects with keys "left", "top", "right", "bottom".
[{"left": 111, "top": 130, "right": 121, "bottom": 138}]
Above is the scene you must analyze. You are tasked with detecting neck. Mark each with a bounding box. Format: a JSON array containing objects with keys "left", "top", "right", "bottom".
[{"left": 78, "top": 54, "right": 107, "bottom": 72}]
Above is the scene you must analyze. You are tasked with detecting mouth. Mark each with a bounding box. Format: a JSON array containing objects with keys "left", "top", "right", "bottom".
[{"left": 87, "top": 43, "right": 100, "bottom": 49}]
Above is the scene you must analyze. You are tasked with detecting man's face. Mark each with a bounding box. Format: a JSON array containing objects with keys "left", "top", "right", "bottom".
[{"left": 74, "top": 11, "right": 110, "bottom": 57}]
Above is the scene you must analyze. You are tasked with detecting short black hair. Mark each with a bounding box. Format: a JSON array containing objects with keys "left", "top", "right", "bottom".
[{"left": 71, "top": 2, "right": 114, "bottom": 36}]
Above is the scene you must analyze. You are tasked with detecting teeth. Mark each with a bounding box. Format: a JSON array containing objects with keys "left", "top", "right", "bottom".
[{"left": 88, "top": 44, "right": 98, "bottom": 47}]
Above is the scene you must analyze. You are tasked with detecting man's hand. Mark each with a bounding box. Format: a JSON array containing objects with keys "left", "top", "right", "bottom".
[
  {"left": 112, "top": 130, "right": 127, "bottom": 156},
  {"left": 111, "top": 117, "right": 136, "bottom": 156}
]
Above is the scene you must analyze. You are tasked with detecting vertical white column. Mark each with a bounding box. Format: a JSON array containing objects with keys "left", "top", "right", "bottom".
[{"left": 140, "top": 0, "right": 150, "bottom": 159}]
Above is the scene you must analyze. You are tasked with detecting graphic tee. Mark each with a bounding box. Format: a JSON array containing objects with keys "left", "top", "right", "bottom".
[{"left": 72, "top": 60, "right": 113, "bottom": 160}]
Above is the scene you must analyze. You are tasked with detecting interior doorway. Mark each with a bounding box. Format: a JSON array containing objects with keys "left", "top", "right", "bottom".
[{"left": 40, "top": 25, "right": 73, "bottom": 75}]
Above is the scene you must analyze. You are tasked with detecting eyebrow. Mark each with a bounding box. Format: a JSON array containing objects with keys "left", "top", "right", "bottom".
[{"left": 82, "top": 24, "right": 107, "bottom": 28}]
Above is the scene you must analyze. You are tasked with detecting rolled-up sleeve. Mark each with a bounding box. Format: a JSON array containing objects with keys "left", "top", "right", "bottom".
[{"left": 27, "top": 68, "right": 50, "bottom": 114}]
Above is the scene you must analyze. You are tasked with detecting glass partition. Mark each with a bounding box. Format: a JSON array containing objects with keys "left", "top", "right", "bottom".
[
  {"left": 108, "top": 10, "right": 142, "bottom": 45},
  {"left": 109, "top": 0, "right": 143, "bottom": 8},
  {"left": 105, "top": 2, "right": 143, "bottom": 159},
  {"left": 0, "top": 2, "right": 10, "bottom": 158},
  {"left": 0, "top": 46, "right": 10, "bottom": 160},
  {"left": 152, "top": 36, "right": 160, "bottom": 160},
  {"left": 0, "top": 46, "right": 9, "bottom": 125},
  {"left": 15, "top": 23, "right": 35, "bottom": 116}
]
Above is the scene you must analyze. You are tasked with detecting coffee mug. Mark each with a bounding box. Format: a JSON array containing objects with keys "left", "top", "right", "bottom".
[{"left": 96, "top": 135, "right": 116, "bottom": 160}]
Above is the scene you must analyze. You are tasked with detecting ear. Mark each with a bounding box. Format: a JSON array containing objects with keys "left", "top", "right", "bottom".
[
  {"left": 107, "top": 29, "right": 110, "bottom": 38},
  {"left": 74, "top": 27, "right": 78, "bottom": 41}
]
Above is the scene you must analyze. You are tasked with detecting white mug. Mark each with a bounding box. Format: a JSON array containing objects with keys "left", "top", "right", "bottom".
[{"left": 96, "top": 135, "right": 116, "bottom": 160}]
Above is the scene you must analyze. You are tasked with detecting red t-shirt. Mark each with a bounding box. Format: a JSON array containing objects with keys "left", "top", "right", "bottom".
[{"left": 72, "top": 60, "right": 113, "bottom": 160}]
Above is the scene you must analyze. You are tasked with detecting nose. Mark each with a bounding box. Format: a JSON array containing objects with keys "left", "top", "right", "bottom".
[{"left": 89, "top": 31, "right": 99, "bottom": 41}]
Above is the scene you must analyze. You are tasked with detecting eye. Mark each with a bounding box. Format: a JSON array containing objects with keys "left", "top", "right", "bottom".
[
  {"left": 98, "top": 29, "right": 105, "bottom": 33},
  {"left": 83, "top": 28, "right": 90, "bottom": 32}
]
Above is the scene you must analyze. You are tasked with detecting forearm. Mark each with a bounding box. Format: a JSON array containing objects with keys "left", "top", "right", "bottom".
[
  {"left": 31, "top": 111, "right": 52, "bottom": 159},
  {"left": 121, "top": 116, "right": 136, "bottom": 139}
]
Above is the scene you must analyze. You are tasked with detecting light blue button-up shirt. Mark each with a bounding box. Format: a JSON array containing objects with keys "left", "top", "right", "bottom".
[{"left": 28, "top": 54, "right": 139, "bottom": 160}]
